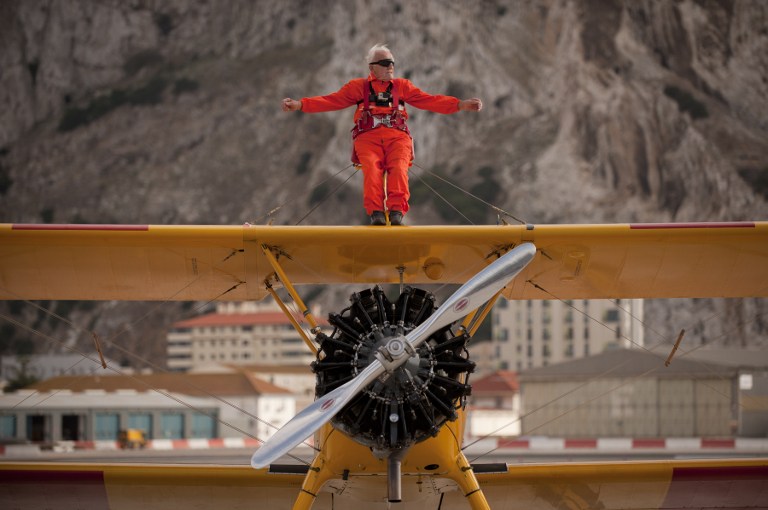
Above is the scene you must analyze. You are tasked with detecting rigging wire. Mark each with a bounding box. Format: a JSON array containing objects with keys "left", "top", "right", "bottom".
[
  {"left": 248, "top": 164, "right": 356, "bottom": 225},
  {"left": 409, "top": 167, "right": 474, "bottom": 225},
  {"left": 295, "top": 166, "right": 359, "bottom": 225},
  {"left": 411, "top": 162, "right": 527, "bottom": 225},
  {"left": 529, "top": 282, "right": 654, "bottom": 355},
  {"left": 250, "top": 155, "right": 528, "bottom": 228}
]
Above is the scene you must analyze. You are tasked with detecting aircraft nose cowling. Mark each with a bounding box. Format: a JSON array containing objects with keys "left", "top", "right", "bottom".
[{"left": 312, "top": 286, "right": 474, "bottom": 451}]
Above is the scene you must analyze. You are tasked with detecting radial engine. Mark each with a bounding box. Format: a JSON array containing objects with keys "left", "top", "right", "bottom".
[{"left": 312, "top": 286, "right": 475, "bottom": 454}]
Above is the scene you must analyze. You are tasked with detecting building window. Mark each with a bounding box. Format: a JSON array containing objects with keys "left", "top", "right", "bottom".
[
  {"left": 95, "top": 413, "right": 120, "bottom": 440},
  {"left": 0, "top": 415, "right": 16, "bottom": 439},
  {"left": 191, "top": 413, "right": 216, "bottom": 439},
  {"left": 160, "top": 413, "right": 184, "bottom": 439}
]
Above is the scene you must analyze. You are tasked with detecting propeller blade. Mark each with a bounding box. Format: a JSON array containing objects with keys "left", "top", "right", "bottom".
[
  {"left": 250, "top": 243, "right": 536, "bottom": 469},
  {"left": 251, "top": 359, "right": 387, "bottom": 468},
  {"left": 402, "top": 243, "right": 537, "bottom": 351}
]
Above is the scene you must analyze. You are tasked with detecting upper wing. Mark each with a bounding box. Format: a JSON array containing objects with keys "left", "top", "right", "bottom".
[
  {"left": 1, "top": 222, "right": 766, "bottom": 302},
  {"left": 2, "top": 459, "right": 766, "bottom": 509}
]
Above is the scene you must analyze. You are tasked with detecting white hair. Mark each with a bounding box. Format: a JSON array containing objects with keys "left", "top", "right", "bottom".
[{"left": 366, "top": 43, "right": 392, "bottom": 63}]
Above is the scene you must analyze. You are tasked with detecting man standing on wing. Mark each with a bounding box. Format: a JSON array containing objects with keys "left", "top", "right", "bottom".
[{"left": 282, "top": 44, "right": 482, "bottom": 225}]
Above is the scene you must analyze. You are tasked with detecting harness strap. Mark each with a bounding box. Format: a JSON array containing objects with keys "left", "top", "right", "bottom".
[
  {"left": 353, "top": 80, "right": 408, "bottom": 138},
  {"left": 359, "top": 80, "right": 402, "bottom": 110},
  {"left": 362, "top": 80, "right": 371, "bottom": 111},
  {"left": 391, "top": 82, "right": 399, "bottom": 111}
]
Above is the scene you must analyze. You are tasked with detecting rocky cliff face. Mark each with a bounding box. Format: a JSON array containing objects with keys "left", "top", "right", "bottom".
[{"left": 1, "top": 0, "right": 766, "bottom": 365}]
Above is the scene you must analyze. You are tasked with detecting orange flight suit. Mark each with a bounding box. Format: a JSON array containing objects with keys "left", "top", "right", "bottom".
[{"left": 300, "top": 74, "right": 461, "bottom": 215}]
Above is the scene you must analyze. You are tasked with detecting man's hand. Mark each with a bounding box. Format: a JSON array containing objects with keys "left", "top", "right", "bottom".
[
  {"left": 282, "top": 98, "right": 302, "bottom": 112},
  {"left": 458, "top": 98, "right": 483, "bottom": 112}
]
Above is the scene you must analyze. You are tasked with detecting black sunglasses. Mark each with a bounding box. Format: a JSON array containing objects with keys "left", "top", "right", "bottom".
[{"left": 369, "top": 59, "right": 395, "bottom": 67}]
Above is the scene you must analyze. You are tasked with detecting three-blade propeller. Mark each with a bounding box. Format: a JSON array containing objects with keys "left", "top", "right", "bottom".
[{"left": 251, "top": 242, "right": 537, "bottom": 468}]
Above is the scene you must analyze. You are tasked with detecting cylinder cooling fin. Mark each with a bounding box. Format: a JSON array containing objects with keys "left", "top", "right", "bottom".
[{"left": 312, "top": 286, "right": 475, "bottom": 453}]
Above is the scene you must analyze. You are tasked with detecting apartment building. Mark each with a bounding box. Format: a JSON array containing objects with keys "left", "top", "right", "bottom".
[
  {"left": 486, "top": 299, "right": 644, "bottom": 371},
  {"left": 167, "top": 301, "right": 321, "bottom": 371}
]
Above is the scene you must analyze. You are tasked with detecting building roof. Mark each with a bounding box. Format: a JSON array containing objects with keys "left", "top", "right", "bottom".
[
  {"left": 237, "top": 364, "right": 315, "bottom": 375},
  {"left": 685, "top": 349, "right": 768, "bottom": 369},
  {"left": 0, "top": 390, "right": 215, "bottom": 410},
  {"left": 173, "top": 312, "right": 298, "bottom": 328},
  {"left": 518, "top": 348, "right": 735, "bottom": 381},
  {"left": 29, "top": 371, "right": 292, "bottom": 396},
  {"left": 0, "top": 353, "right": 120, "bottom": 377},
  {"left": 472, "top": 371, "right": 519, "bottom": 394},
  {"left": 172, "top": 312, "right": 329, "bottom": 329}
]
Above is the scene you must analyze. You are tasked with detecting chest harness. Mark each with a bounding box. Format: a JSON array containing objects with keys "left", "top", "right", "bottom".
[{"left": 351, "top": 80, "right": 410, "bottom": 139}]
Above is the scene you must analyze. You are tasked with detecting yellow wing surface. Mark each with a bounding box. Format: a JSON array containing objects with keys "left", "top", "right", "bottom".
[
  {"left": 1, "top": 222, "right": 767, "bottom": 301},
  {"left": 1, "top": 459, "right": 766, "bottom": 509}
]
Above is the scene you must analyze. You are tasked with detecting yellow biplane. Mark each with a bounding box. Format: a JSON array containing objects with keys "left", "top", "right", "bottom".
[{"left": 1, "top": 221, "right": 767, "bottom": 509}]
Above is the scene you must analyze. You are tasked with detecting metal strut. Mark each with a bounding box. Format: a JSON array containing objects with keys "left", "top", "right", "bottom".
[
  {"left": 261, "top": 244, "right": 321, "bottom": 355},
  {"left": 460, "top": 289, "right": 503, "bottom": 337},
  {"left": 265, "top": 283, "right": 318, "bottom": 355}
]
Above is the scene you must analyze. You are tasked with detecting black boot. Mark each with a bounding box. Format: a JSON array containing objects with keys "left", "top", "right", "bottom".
[
  {"left": 389, "top": 211, "right": 404, "bottom": 226},
  {"left": 370, "top": 211, "right": 386, "bottom": 225}
]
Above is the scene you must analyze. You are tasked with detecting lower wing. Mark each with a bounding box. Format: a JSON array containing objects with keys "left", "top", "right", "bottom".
[{"left": 2, "top": 459, "right": 766, "bottom": 509}]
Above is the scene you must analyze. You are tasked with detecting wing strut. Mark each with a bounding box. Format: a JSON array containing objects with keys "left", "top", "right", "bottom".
[
  {"left": 460, "top": 289, "right": 503, "bottom": 337},
  {"left": 264, "top": 282, "right": 318, "bottom": 355},
  {"left": 261, "top": 244, "right": 322, "bottom": 355}
]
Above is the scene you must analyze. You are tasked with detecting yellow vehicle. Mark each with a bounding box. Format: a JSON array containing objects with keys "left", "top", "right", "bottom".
[
  {"left": 118, "top": 429, "right": 147, "bottom": 450},
  {"left": 2, "top": 222, "right": 768, "bottom": 509}
]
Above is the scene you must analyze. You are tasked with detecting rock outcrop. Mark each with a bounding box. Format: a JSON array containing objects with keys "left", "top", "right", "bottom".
[{"left": 1, "top": 0, "right": 766, "bottom": 365}]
